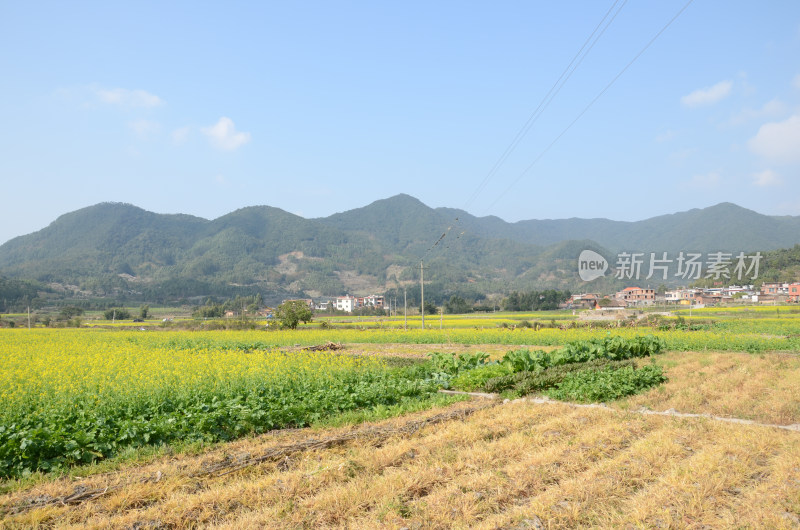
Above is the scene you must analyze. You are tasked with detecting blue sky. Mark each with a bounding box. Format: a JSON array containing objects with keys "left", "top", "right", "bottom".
[{"left": 1, "top": 1, "right": 799, "bottom": 245}]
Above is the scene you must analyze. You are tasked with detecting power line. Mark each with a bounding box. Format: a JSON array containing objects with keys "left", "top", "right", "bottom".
[
  {"left": 424, "top": 1, "right": 626, "bottom": 265},
  {"left": 420, "top": 220, "right": 458, "bottom": 261},
  {"left": 483, "top": 0, "right": 695, "bottom": 213},
  {"left": 405, "top": 1, "right": 692, "bottom": 313},
  {"left": 463, "top": 0, "right": 627, "bottom": 211}
]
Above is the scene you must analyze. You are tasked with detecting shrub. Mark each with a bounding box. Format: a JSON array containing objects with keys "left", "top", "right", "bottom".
[{"left": 103, "top": 308, "right": 132, "bottom": 320}]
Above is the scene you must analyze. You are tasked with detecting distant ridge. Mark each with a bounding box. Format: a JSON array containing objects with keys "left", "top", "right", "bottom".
[
  {"left": 1, "top": 195, "right": 799, "bottom": 302},
  {"left": 434, "top": 201, "right": 800, "bottom": 252}
]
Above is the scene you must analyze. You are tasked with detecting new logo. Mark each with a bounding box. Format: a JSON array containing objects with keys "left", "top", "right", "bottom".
[{"left": 578, "top": 250, "right": 608, "bottom": 282}]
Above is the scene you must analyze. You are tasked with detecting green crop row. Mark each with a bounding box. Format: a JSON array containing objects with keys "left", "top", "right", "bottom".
[
  {"left": 0, "top": 331, "right": 446, "bottom": 480},
  {"left": 546, "top": 365, "right": 667, "bottom": 403},
  {"left": 438, "top": 335, "right": 667, "bottom": 403},
  {"left": 484, "top": 358, "right": 638, "bottom": 394}
]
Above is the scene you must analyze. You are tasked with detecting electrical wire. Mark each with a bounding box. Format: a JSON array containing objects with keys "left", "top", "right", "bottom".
[
  {"left": 432, "top": 1, "right": 627, "bottom": 266},
  {"left": 483, "top": 0, "right": 695, "bottom": 213},
  {"left": 463, "top": 0, "right": 626, "bottom": 211}
]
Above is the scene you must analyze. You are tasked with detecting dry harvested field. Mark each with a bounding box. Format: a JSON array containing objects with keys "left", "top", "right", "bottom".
[
  {"left": 2, "top": 339, "right": 800, "bottom": 529},
  {"left": 623, "top": 350, "right": 800, "bottom": 426},
  {"left": 2, "top": 399, "right": 799, "bottom": 529}
]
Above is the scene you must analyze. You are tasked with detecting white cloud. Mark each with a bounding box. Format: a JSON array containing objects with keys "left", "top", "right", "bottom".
[
  {"left": 752, "top": 169, "right": 781, "bottom": 187},
  {"left": 728, "top": 98, "right": 787, "bottom": 126},
  {"left": 687, "top": 171, "right": 722, "bottom": 189},
  {"left": 171, "top": 126, "right": 190, "bottom": 144},
  {"left": 128, "top": 119, "right": 160, "bottom": 138},
  {"left": 95, "top": 87, "right": 163, "bottom": 108},
  {"left": 201, "top": 117, "right": 251, "bottom": 151},
  {"left": 681, "top": 80, "right": 733, "bottom": 107},
  {"left": 748, "top": 114, "right": 800, "bottom": 164}
]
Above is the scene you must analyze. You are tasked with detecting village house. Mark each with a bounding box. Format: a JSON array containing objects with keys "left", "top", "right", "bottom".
[
  {"left": 334, "top": 295, "right": 357, "bottom": 312},
  {"left": 664, "top": 290, "right": 681, "bottom": 303},
  {"left": 615, "top": 287, "right": 655, "bottom": 307},
  {"left": 693, "top": 292, "right": 731, "bottom": 306},
  {"left": 333, "top": 294, "right": 386, "bottom": 313},
  {"left": 722, "top": 285, "right": 753, "bottom": 296},
  {"left": 570, "top": 293, "right": 601, "bottom": 309},
  {"left": 363, "top": 294, "right": 385, "bottom": 308},
  {"left": 761, "top": 282, "right": 789, "bottom": 295},
  {"left": 789, "top": 283, "right": 800, "bottom": 303}
]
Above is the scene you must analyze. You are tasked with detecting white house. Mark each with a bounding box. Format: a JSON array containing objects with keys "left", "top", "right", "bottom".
[{"left": 335, "top": 295, "right": 357, "bottom": 312}]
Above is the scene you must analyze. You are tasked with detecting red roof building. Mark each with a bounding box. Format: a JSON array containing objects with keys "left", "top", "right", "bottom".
[{"left": 615, "top": 287, "right": 655, "bottom": 306}]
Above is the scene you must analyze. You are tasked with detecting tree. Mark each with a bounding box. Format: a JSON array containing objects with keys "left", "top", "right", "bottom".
[
  {"left": 502, "top": 290, "right": 570, "bottom": 311},
  {"left": 139, "top": 304, "right": 150, "bottom": 319},
  {"left": 59, "top": 306, "right": 84, "bottom": 319},
  {"left": 445, "top": 295, "right": 472, "bottom": 314},
  {"left": 193, "top": 304, "right": 224, "bottom": 318},
  {"left": 104, "top": 308, "right": 131, "bottom": 320},
  {"left": 274, "top": 300, "right": 313, "bottom": 329}
]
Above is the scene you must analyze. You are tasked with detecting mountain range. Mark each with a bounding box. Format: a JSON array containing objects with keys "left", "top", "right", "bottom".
[{"left": 1, "top": 194, "right": 798, "bottom": 305}]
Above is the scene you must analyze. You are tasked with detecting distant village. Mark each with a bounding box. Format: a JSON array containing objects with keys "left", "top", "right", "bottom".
[
  {"left": 276, "top": 282, "right": 800, "bottom": 316},
  {"left": 280, "top": 294, "right": 386, "bottom": 313},
  {"left": 568, "top": 282, "right": 800, "bottom": 310}
]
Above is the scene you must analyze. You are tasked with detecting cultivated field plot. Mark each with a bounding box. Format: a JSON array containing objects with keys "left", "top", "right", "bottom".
[
  {"left": 2, "top": 400, "right": 799, "bottom": 528},
  {"left": 1, "top": 308, "right": 800, "bottom": 528}
]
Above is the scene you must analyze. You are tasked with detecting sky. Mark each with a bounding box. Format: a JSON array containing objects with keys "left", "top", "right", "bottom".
[{"left": 1, "top": 1, "right": 799, "bottom": 245}]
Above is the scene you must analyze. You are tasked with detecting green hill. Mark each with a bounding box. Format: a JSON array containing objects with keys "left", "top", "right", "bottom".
[
  {"left": 1, "top": 196, "right": 799, "bottom": 306},
  {"left": 438, "top": 202, "right": 800, "bottom": 253}
]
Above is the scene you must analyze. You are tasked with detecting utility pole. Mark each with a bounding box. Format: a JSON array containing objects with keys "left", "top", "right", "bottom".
[
  {"left": 27, "top": 306, "right": 30, "bottom": 330},
  {"left": 420, "top": 260, "right": 425, "bottom": 329},
  {"left": 440, "top": 305, "right": 443, "bottom": 329},
  {"left": 404, "top": 289, "right": 407, "bottom": 331}
]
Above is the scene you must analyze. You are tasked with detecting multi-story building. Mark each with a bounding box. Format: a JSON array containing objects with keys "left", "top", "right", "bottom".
[
  {"left": 334, "top": 295, "right": 357, "bottom": 312},
  {"left": 761, "top": 282, "right": 789, "bottom": 295},
  {"left": 333, "top": 294, "right": 386, "bottom": 312},
  {"left": 664, "top": 290, "right": 681, "bottom": 303},
  {"left": 615, "top": 287, "right": 656, "bottom": 306},
  {"left": 789, "top": 283, "right": 800, "bottom": 303},
  {"left": 363, "top": 295, "right": 385, "bottom": 308}
]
